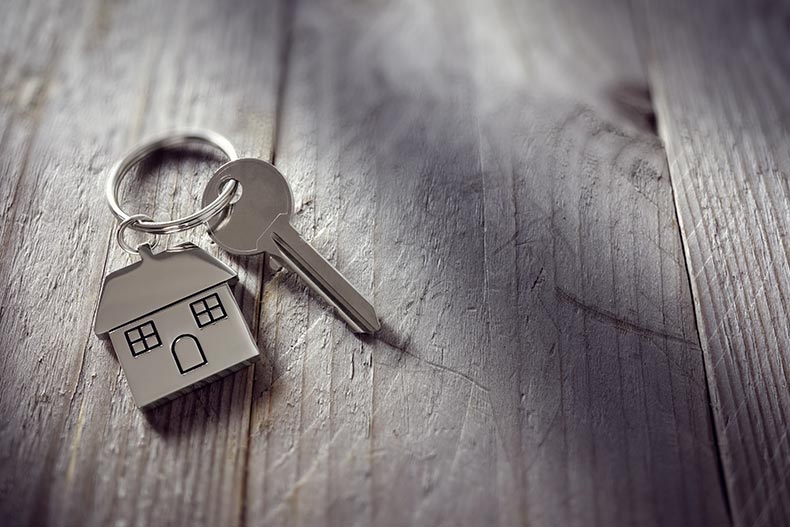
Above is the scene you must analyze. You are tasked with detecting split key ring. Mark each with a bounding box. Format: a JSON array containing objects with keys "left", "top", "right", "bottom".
[{"left": 106, "top": 129, "right": 239, "bottom": 235}]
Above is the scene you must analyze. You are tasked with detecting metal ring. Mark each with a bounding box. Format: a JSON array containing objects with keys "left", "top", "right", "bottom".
[
  {"left": 106, "top": 129, "right": 239, "bottom": 235},
  {"left": 117, "top": 214, "right": 161, "bottom": 255}
]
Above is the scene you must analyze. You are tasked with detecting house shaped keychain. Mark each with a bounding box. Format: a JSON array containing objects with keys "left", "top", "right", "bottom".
[
  {"left": 94, "top": 243, "right": 259, "bottom": 409},
  {"left": 94, "top": 129, "right": 376, "bottom": 409}
]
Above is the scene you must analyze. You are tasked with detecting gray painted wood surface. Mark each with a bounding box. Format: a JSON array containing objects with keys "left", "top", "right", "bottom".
[
  {"left": 637, "top": 0, "right": 790, "bottom": 525},
  {"left": 0, "top": 0, "right": 784, "bottom": 526}
]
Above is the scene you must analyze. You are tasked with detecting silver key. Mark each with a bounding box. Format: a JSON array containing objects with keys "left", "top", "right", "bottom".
[{"left": 201, "top": 158, "right": 380, "bottom": 334}]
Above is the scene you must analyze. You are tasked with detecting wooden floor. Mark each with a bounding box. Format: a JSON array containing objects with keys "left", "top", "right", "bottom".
[{"left": 1, "top": 0, "right": 788, "bottom": 525}]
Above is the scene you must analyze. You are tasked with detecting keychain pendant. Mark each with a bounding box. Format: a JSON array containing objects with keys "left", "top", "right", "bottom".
[{"left": 94, "top": 243, "right": 258, "bottom": 409}]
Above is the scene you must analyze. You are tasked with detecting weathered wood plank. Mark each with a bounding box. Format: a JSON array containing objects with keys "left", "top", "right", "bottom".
[
  {"left": 0, "top": 0, "right": 280, "bottom": 525},
  {"left": 0, "top": 0, "right": 737, "bottom": 525},
  {"left": 635, "top": 0, "right": 790, "bottom": 525},
  {"left": 244, "top": 0, "right": 728, "bottom": 525}
]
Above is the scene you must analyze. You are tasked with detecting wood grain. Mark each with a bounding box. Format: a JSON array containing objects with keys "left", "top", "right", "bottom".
[
  {"left": 635, "top": 0, "right": 790, "bottom": 525},
  {"left": 243, "top": 0, "right": 726, "bottom": 525},
  {"left": 0, "top": 0, "right": 736, "bottom": 525},
  {"left": 0, "top": 0, "right": 280, "bottom": 525}
]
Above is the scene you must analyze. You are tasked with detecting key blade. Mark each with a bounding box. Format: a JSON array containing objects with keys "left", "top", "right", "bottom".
[{"left": 266, "top": 219, "right": 381, "bottom": 334}]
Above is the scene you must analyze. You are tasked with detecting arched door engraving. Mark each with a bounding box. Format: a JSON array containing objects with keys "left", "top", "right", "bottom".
[{"left": 171, "top": 334, "right": 208, "bottom": 374}]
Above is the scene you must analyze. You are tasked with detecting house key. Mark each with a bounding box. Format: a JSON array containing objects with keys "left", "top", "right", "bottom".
[{"left": 201, "top": 158, "right": 380, "bottom": 334}]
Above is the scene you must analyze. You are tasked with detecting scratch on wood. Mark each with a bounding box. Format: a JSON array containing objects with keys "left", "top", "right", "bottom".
[
  {"left": 556, "top": 285, "right": 699, "bottom": 348},
  {"left": 400, "top": 346, "right": 488, "bottom": 394},
  {"left": 64, "top": 397, "right": 86, "bottom": 491},
  {"left": 260, "top": 372, "right": 406, "bottom": 525},
  {"left": 446, "top": 392, "right": 475, "bottom": 476},
  {"left": 524, "top": 403, "right": 562, "bottom": 476},
  {"left": 531, "top": 267, "right": 545, "bottom": 290}
]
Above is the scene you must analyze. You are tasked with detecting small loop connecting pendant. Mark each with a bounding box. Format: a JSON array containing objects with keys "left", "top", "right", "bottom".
[{"left": 117, "top": 214, "right": 160, "bottom": 255}]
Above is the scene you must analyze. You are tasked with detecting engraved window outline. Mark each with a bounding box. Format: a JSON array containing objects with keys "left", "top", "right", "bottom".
[
  {"left": 124, "top": 320, "right": 162, "bottom": 357},
  {"left": 189, "top": 292, "right": 227, "bottom": 328}
]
